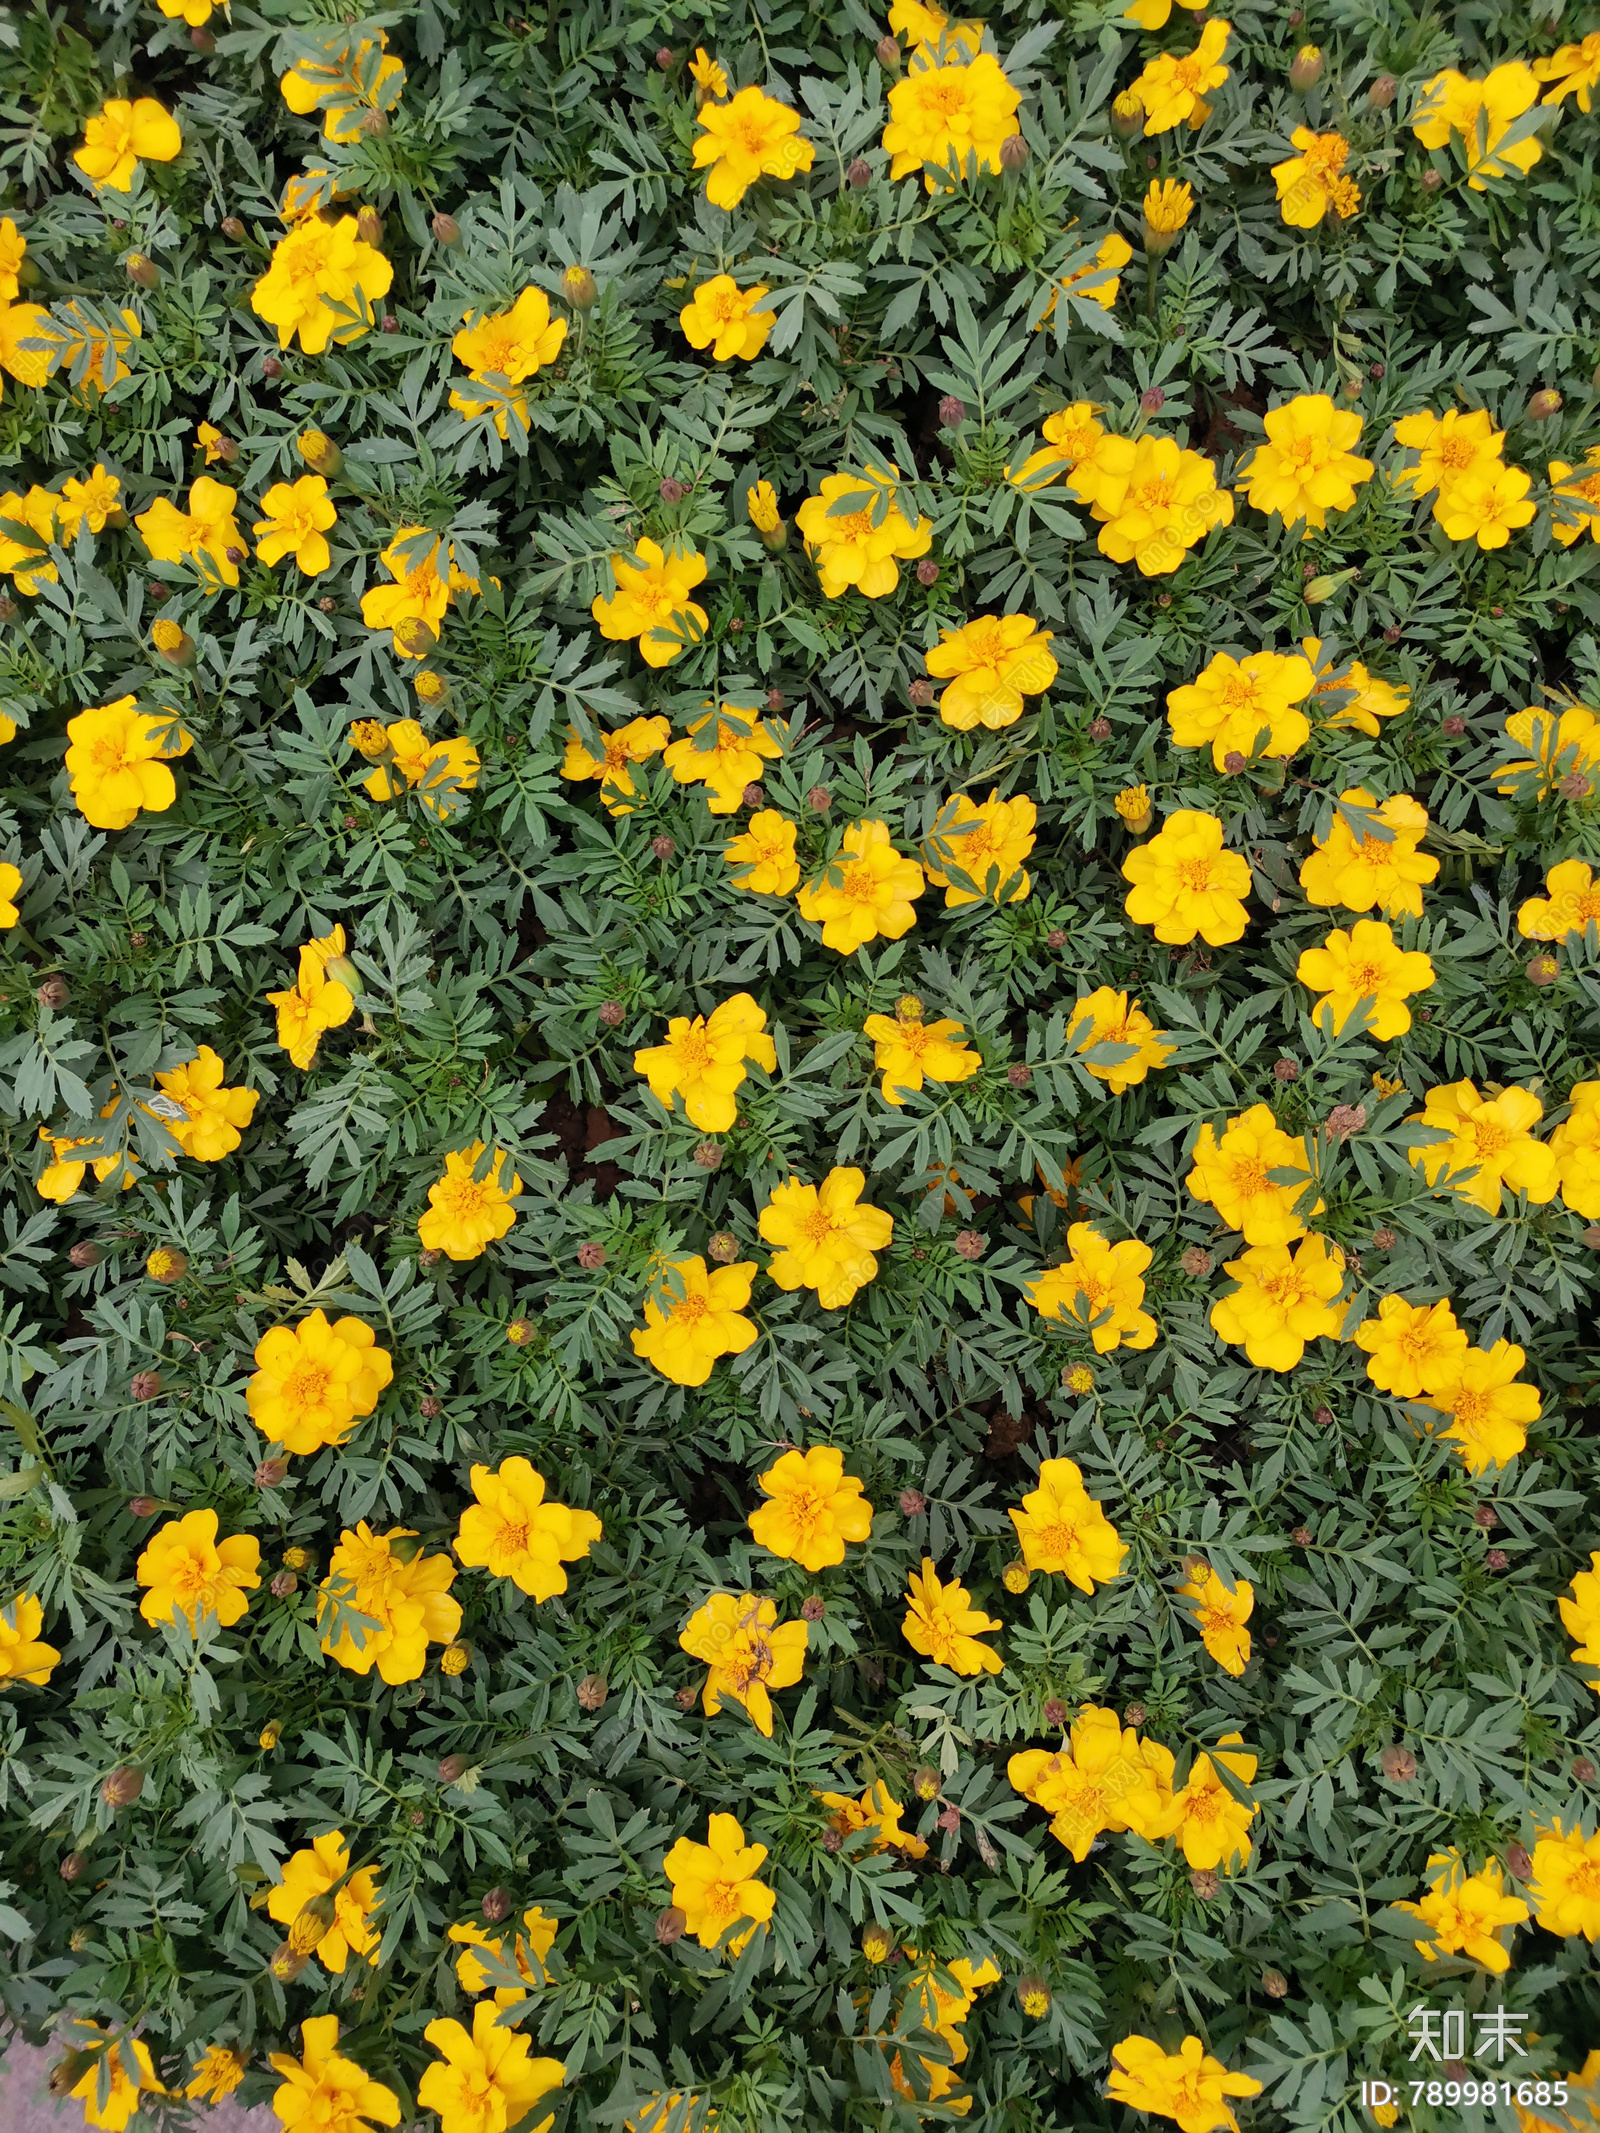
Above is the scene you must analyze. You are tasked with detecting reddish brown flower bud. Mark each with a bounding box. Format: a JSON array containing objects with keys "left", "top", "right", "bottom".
[
  {"left": 938, "top": 394, "right": 965, "bottom": 429},
  {"left": 482, "top": 1886, "right": 512, "bottom": 1923},
  {"left": 807, "top": 785, "right": 832, "bottom": 812},
  {"left": 1123, "top": 1701, "right": 1148, "bottom": 1730},
  {"left": 707, "top": 1231, "right": 740, "bottom": 1264},
  {"left": 741, "top": 782, "right": 764, "bottom": 808},
  {"left": 1043, "top": 1698, "right": 1068, "bottom": 1726},
  {"left": 847, "top": 157, "right": 871, "bottom": 187},
  {"left": 1312, "top": 1405, "right": 1334, "bottom": 1427},
  {"left": 1000, "top": 132, "right": 1029, "bottom": 169},
  {"left": 1381, "top": 1745, "right": 1416, "bottom": 1781},
  {"left": 1274, "top": 1058, "right": 1299, "bottom": 1082},
  {"left": 380, "top": 314, "right": 398, "bottom": 332},
  {"left": 1140, "top": 386, "right": 1165, "bottom": 416},
  {"left": 1290, "top": 1525, "right": 1313, "bottom": 1546},
  {"left": 1576, "top": 1757, "right": 1598, "bottom": 1783},
  {"left": 432, "top": 211, "right": 461, "bottom": 246},
  {"left": 1007, "top": 1063, "right": 1032, "bottom": 1087},
  {"left": 60, "top": 1852, "right": 86, "bottom": 1882},
  {"left": 262, "top": 356, "right": 283, "bottom": 378},
  {"left": 1368, "top": 72, "right": 1396, "bottom": 108},
  {"left": 598, "top": 1000, "right": 625, "bottom": 1028},
  {"left": 692, "top": 1141, "right": 723, "bottom": 1171},
  {"left": 1088, "top": 717, "right": 1113, "bottom": 741},
  {"left": 1262, "top": 1967, "right": 1289, "bottom": 1998},
  {"left": 822, "top": 1826, "right": 842, "bottom": 1852},
  {"left": 659, "top": 477, "right": 686, "bottom": 506},
  {"left": 506, "top": 1318, "right": 536, "bottom": 1346},
  {"left": 801, "top": 1594, "right": 825, "bottom": 1621},
  {"left": 1223, "top": 750, "right": 1247, "bottom": 774},
  {"left": 1191, "top": 1867, "right": 1220, "bottom": 1899},
  {"left": 1506, "top": 1841, "right": 1532, "bottom": 1880},
  {"left": 101, "top": 1766, "right": 144, "bottom": 1810},
  {"left": 1372, "top": 1226, "right": 1396, "bottom": 1250},
  {"left": 912, "top": 1766, "right": 940, "bottom": 1800},
  {"left": 220, "top": 215, "right": 246, "bottom": 240},
  {"left": 1487, "top": 1547, "right": 1509, "bottom": 1570},
  {"left": 954, "top": 1230, "right": 984, "bottom": 1259},
  {"left": 37, "top": 974, "right": 70, "bottom": 1010},
  {"left": 1181, "top": 1247, "right": 1212, "bottom": 1277},
  {"left": 876, "top": 33, "right": 901, "bottom": 68},
  {"left": 577, "top": 1241, "right": 607, "bottom": 1270},
  {"left": 1528, "top": 389, "right": 1563, "bottom": 421},
  {"left": 438, "top": 1754, "right": 468, "bottom": 1782},
  {"left": 577, "top": 1673, "right": 608, "bottom": 1711},
  {"left": 651, "top": 835, "right": 675, "bottom": 860},
  {"left": 916, "top": 558, "right": 939, "bottom": 586},
  {"left": 1563, "top": 772, "right": 1593, "bottom": 800},
  {"left": 419, "top": 1396, "right": 443, "bottom": 1419},
  {"left": 1047, "top": 927, "right": 1067, "bottom": 948},
  {"left": 656, "top": 1904, "right": 687, "bottom": 1943},
  {"left": 1421, "top": 168, "right": 1443, "bottom": 191},
  {"left": 128, "top": 1495, "right": 158, "bottom": 1518},
  {"left": 69, "top": 1241, "right": 102, "bottom": 1269},
  {"left": 1383, "top": 624, "right": 1402, "bottom": 644},
  {"left": 909, "top": 677, "right": 934, "bottom": 705},
  {"left": 1473, "top": 1503, "right": 1499, "bottom": 1530},
  {"left": 270, "top": 1569, "right": 298, "bottom": 1598},
  {"left": 255, "top": 1457, "right": 289, "bottom": 1488},
  {"left": 130, "top": 1371, "right": 162, "bottom": 1403},
  {"left": 675, "top": 1684, "right": 698, "bottom": 1710},
  {"left": 899, "top": 1488, "right": 927, "bottom": 1518}
]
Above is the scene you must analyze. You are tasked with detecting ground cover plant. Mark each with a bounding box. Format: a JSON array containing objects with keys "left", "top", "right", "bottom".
[{"left": 2, "top": 0, "right": 1600, "bottom": 2127}]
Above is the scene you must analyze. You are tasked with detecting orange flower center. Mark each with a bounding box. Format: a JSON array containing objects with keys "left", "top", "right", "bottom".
[
  {"left": 86, "top": 733, "right": 136, "bottom": 775},
  {"left": 1131, "top": 472, "right": 1175, "bottom": 513},
  {"left": 1302, "top": 134, "right": 1348, "bottom": 180},
  {"left": 801, "top": 1208, "right": 838, "bottom": 1246},
  {"left": 831, "top": 509, "right": 875, "bottom": 542},
  {"left": 1451, "top": 1388, "right": 1489, "bottom": 1426},
  {"left": 1176, "top": 855, "right": 1218, "bottom": 891},
  {"left": 1035, "top": 1520, "right": 1078, "bottom": 1556},
  {"left": 674, "top": 1025, "right": 714, "bottom": 1072},
  {"left": 1226, "top": 1156, "right": 1271, "bottom": 1199},
  {"left": 1569, "top": 1860, "right": 1600, "bottom": 1897},
  {"left": 670, "top": 1291, "right": 710, "bottom": 1329},
  {"left": 1470, "top": 1120, "right": 1512, "bottom": 1158},
  {"left": 1347, "top": 960, "right": 1385, "bottom": 992},
  {"left": 841, "top": 865, "right": 879, "bottom": 901},
  {"left": 284, "top": 1361, "right": 334, "bottom": 1411}
]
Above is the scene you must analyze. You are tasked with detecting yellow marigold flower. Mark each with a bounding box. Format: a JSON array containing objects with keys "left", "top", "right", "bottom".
[
  {"left": 724, "top": 809, "right": 799, "bottom": 895},
  {"left": 746, "top": 478, "right": 783, "bottom": 537},
  {"left": 665, "top": 1812, "right": 774, "bottom": 1952},
  {"left": 0, "top": 860, "right": 19, "bottom": 931},
  {"left": 65, "top": 2025, "right": 166, "bottom": 2132},
  {"left": 0, "top": 216, "right": 25, "bottom": 302},
  {"left": 797, "top": 818, "right": 924, "bottom": 954},
  {"left": 418, "top": 1142, "right": 520, "bottom": 1260},
  {"left": 35, "top": 1106, "right": 139, "bottom": 1202},
  {"left": 760, "top": 1167, "right": 893, "bottom": 1309},
  {"left": 923, "top": 612, "right": 1056, "bottom": 728},
  {"left": 814, "top": 1779, "right": 928, "bottom": 1859},
  {"left": 448, "top": 1908, "right": 558, "bottom": 2004},
  {"left": 1302, "top": 634, "right": 1407, "bottom": 736},
  {"left": 796, "top": 465, "right": 932, "bottom": 598},
  {"left": 1027, "top": 1223, "right": 1156, "bottom": 1353},
  {"left": 185, "top": 2047, "right": 246, "bottom": 2104},
  {"left": 1151, "top": 1733, "right": 1258, "bottom": 1871},
  {"left": 1008, "top": 401, "right": 1106, "bottom": 488},
  {"left": 453, "top": 1455, "right": 601, "bottom": 1603},
  {"left": 1129, "top": 18, "right": 1232, "bottom": 134},
  {"left": 680, "top": 274, "right": 775, "bottom": 361},
  {"left": 694, "top": 85, "right": 814, "bottom": 209},
  {"left": 1067, "top": 988, "right": 1173, "bottom": 1095},
  {"left": 1108, "top": 2033, "right": 1264, "bottom": 2132},
  {"left": 280, "top": 31, "right": 406, "bottom": 141},
  {"left": 453, "top": 286, "right": 566, "bottom": 383},
  {"left": 1408, "top": 1078, "right": 1559, "bottom": 1215},
  {"left": 1166, "top": 646, "right": 1316, "bottom": 769},
  {"left": 1497, "top": 703, "right": 1600, "bottom": 799},
  {"left": 863, "top": 1009, "right": 979, "bottom": 1107},
  {"left": 73, "top": 97, "right": 182, "bottom": 190},
  {"left": 0, "top": 483, "right": 59, "bottom": 595},
  {"left": 749, "top": 1445, "right": 873, "bottom": 1570},
  {"left": 1529, "top": 1821, "right": 1600, "bottom": 1939},
  {"left": 633, "top": 1255, "right": 759, "bottom": 1387},
  {"left": 1178, "top": 1562, "right": 1253, "bottom": 1676},
  {"left": 591, "top": 537, "right": 708, "bottom": 666},
  {"left": 251, "top": 215, "right": 393, "bottom": 354},
  {"left": 1035, "top": 232, "right": 1135, "bottom": 325},
  {"left": 253, "top": 474, "right": 337, "bottom": 575},
  {"left": 688, "top": 46, "right": 729, "bottom": 100},
  {"left": 664, "top": 704, "right": 784, "bottom": 813},
  {"left": 267, "top": 1831, "right": 381, "bottom": 1972},
  {"left": 1007, "top": 1456, "right": 1126, "bottom": 1590},
  {"left": 903, "top": 1556, "right": 1002, "bottom": 1675},
  {"left": 1420, "top": 1339, "right": 1541, "bottom": 1474},
  {"left": 1272, "top": 127, "right": 1360, "bottom": 226},
  {"left": 1560, "top": 1552, "right": 1600, "bottom": 1685},
  {"left": 560, "top": 713, "right": 670, "bottom": 816},
  {"left": 419, "top": 2002, "right": 565, "bottom": 2133},
  {"left": 1396, "top": 1850, "right": 1529, "bottom": 1973},
  {"left": 634, "top": 991, "right": 776, "bottom": 1133},
  {"left": 923, "top": 789, "right": 1036, "bottom": 906},
  {"left": 1549, "top": 447, "right": 1600, "bottom": 545},
  {"left": 247, "top": 1309, "right": 391, "bottom": 1455},
  {"left": 58, "top": 463, "right": 123, "bottom": 539},
  {"left": 360, "top": 527, "right": 479, "bottom": 648},
  {"left": 889, "top": 0, "right": 984, "bottom": 55},
  {"left": 1209, "top": 1234, "right": 1346, "bottom": 1371},
  {"left": 152, "top": 1044, "right": 260, "bottom": 1161},
  {"left": 266, "top": 924, "right": 357, "bottom": 1071},
  {"left": 268, "top": 2017, "right": 400, "bottom": 2133},
  {"left": 1143, "top": 177, "right": 1194, "bottom": 236},
  {"left": 1536, "top": 32, "right": 1600, "bottom": 111},
  {"left": 1298, "top": 787, "right": 1438, "bottom": 918},
  {"left": 1295, "top": 919, "right": 1435, "bottom": 1040},
  {"left": 1008, "top": 1704, "right": 1166, "bottom": 1858},
  {"left": 1435, "top": 461, "right": 1537, "bottom": 549},
  {"left": 681, "top": 1590, "right": 808, "bottom": 1733},
  {"left": 135, "top": 473, "right": 245, "bottom": 588},
  {"left": 1393, "top": 406, "right": 1504, "bottom": 498},
  {"left": 0, "top": 1594, "right": 59, "bottom": 1687},
  {"left": 0, "top": 303, "right": 54, "bottom": 394},
  {"left": 366, "top": 723, "right": 479, "bottom": 819},
  {"left": 1412, "top": 63, "right": 1543, "bottom": 189},
  {"left": 136, "top": 1508, "right": 261, "bottom": 1629},
  {"left": 883, "top": 50, "right": 1021, "bottom": 188},
  {"left": 65, "top": 695, "right": 188, "bottom": 831},
  {"left": 1122, "top": 808, "right": 1252, "bottom": 946},
  {"left": 1186, "top": 1104, "right": 1320, "bottom": 1246},
  {"left": 1085, "top": 433, "right": 1233, "bottom": 573},
  {"left": 1554, "top": 1080, "right": 1600, "bottom": 1216},
  {"left": 1354, "top": 1293, "right": 1468, "bottom": 1399},
  {"left": 318, "top": 1523, "right": 461, "bottom": 1683},
  {"left": 1114, "top": 784, "right": 1153, "bottom": 830},
  {"left": 197, "top": 420, "right": 229, "bottom": 465},
  {"left": 1236, "top": 394, "right": 1373, "bottom": 530}
]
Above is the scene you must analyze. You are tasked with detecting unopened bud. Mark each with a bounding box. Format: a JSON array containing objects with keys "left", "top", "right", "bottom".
[
  {"left": 1002, "top": 1560, "right": 1030, "bottom": 1593},
  {"left": 577, "top": 1241, "right": 607, "bottom": 1270},
  {"left": 558, "top": 263, "right": 597, "bottom": 313},
  {"left": 675, "top": 1684, "right": 697, "bottom": 1710},
  {"left": 876, "top": 33, "right": 901, "bottom": 68},
  {"left": 806, "top": 784, "right": 832, "bottom": 813},
  {"left": 259, "top": 1721, "right": 282, "bottom": 1750},
  {"left": 145, "top": 1246, "right": 187, "bottom": 1284},
  {"left": 129, "top": 1494, "right": 158, "bottom": 1517},
  {"left": 1007, "top": 1063, "right": 1032, "bottom": 1088},
  {"left": 912, "top": 1766, "right": 940, "bottom": 1801},
  {"left": 1018, "top": 1972, "right": 1051, "bottom": 2017},
  {"left": 36, "top": 974, "right": 69, "bottom": 1010},
  {"left": 71, "top": 1242, "right": 103, "bottom": 1269},
  {"left": 0, "top": 596, "right": 16, "bottom": 622},
  {"left": 1111, "top": 93, "right": 1142, "bottom": 137},
  {"left": 659, "top": 477, "right": 687, "bottom": 506},
  {"left": 915, "top": 557, "right": 939, "bottom": 586},
  {"left": 1190, "top": 1867, "right": 1219, "bottom": 1899},
  {"left": 130, "top": 1370, "right": 162, "bottom": 1402},
  {"left": 847, "top": 157, "right": 871, "bottom": 188},
  {"left": 1313, "top": 1405, "right": 1334, "bottom": 1427},
  {"left": 360, "top": 107, "right": 388, "bottom": 137},
  {"left": 48, "top": 2052, "right": 90, "bottom": 2098},
  {"left": 220, "top": 215, "right": 246, "bottom": 240},
  {"left": 577, "top": 1673, "right": 608, "bottom": 1711},
  {"left": 899, "top": 1489, "right": 927, "bottom": 1518},
  {"left": 269, "top": 1941, "right": 309, "bottom": 1982},
  {"left": 1290, "top": 1526, "right": 1313, "bottom": 1546},
  {"left": 801, "top": 1594, "right": 825, "bottom": 1621},
  {"left": 125, "top": 252, "right": 158, "bottom": 289},
  {"left": 1562, "top": 771, "right": 1592, "bottom": 799},
  {"left": 1440, "top": 713, "right": 1466, "bottom": 738},
  {"left": 1506, "top": 1841, "right": 1532, "bottom": 1880},
  {"left": 255, "top": 1457, "right": 289, "bottom": 1487},
  {"left": 392, "top": 616, "right": 438, "bottom": 658},
  {"left": 598, "top": 1000, "right": 625, "bottom": 1027},
  {"left": 270, "top": 1569, "right": 298, "bottom": 1598},
  {"left": 431, "top": 211, "right": 461, "bottom": 246},
  {"left": 651, "top": 834, "right": 675, "bottom": 860},
  {"left": 1262, "top": 1968, "right": 1289, "bottom": 1998},
  {"left": 1487, "top": 1547, "right": 1509, "bottom": 1570},
  {"left": 1421, "top": 167, "right": 1443, "bottom": 191},
  {"left": 1140, "top": 387, "right": 1165, "bottom": 415},
  {"left": 954, "top": 1229, "right": 984, "bottom": 1259},
  {"left": 505, "top": 1318, "right": 536, "bottom": 1345},
  {"left": 261, "top": 356, "right": 283, "bottom": 379},
  {"left": 1380, "top": 1744, "right": 1416, "bottom": 1781},
  {"left": 101, "top": 1766, "right": 144, "bottom": 1810},
  {"left": 1180, "top": 1246, "right": 1211, "bottom": 1277},
  {"left": 1367, "top": 72, "right": 1396, "bottom": 109},
  {"left": 1088, "top": 716, "right": 1113, "bottom": 741},
  {"left": 59, "top": 1851, "right": 86, "bottom": 1882},
  {"left": 298, "top": 430, "right": 342, "bottom": 477},
  {"left": 707, "top": 1230, "right": 740, "bottom": 1264},
  {"left": 1223, "top": 750, "right": 1247, "bottom": 774},
  {"left": 1528, "top": 389, "right": 1563, "bottom": 421},
  {"left": 190, "top": 25, "right": 215, "bottom": 50},
  {"left": 1043, "top": 1697, "right": 1068, "bottom": 1726},
  {"left": 151, "top": 617, "right": 196, "bottom": 665},
  {"left": 441, "top": 1640, "right": 471, "bottom": 1675},
  {"left": 1274, "top": 1058, "right": 1300, "bottom": 1082},
  {"left": 1289, "top": 44, "right": 1323, "bottom": 89},
  {"left": 692, "top": 1140, "right": 724, "bottom": 1174},
  {"left": 909, "top": 677, "right": 934, "bottom": 705},
  {"left": 438, "top": 1754, "right": 468, "bottom": 1782},
  {"left": 938, "top": 394, "right": 964, "bottom": 428},
  {"left": 1000, "top": 131, "right": 1029, "bottom": 169},
  {"left": 1528, "top": 955, "right": 1559, "bottom": 988},
  {"left": 1575, "top": 1757, "right": 1597, "bottom": 1783},
  {"left": 481, "top": 1885, "right": 512, "bottom": 1922},
  {"left": 656, "top": 1904, "right": 687, "bottom": 1944}
]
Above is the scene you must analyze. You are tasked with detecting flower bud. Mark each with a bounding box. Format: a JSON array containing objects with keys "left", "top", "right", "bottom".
[
  {"left": 675, "top": 1683, "right": 698, "bottom": 1709},
  {"left": 1380, "top": 1744, "right": 1416, "bottom": 1781},
  {"left": 659, "top": 476, "right": 687, "bottom": 506},
  {"left": 130, "top": 1370, "right": 162, "bottom": 1403},
  {"left": 655, "top": 45, "right": 674, "bottom": 68},
  {"left": 1190, "top": 1868, "right": 1219, "bottom": 1900},
  {"left": 322, "top": 953, "right": 359, "bottom": 994},
  {"left": 794, "top": 1595, "right": 822, "bottom": 1624},
  {"left": 125, "top": 252, "right": 159, "bottom": 290},
  {"left": 261, "top": 356, "right": 283, "bottom": 379},
  {"left": 938, "top": 393, "right": 965, "bottom": 429},
  {"left": 1124, "top": 1701, "right": 1147, "bottom": 1727},
  {"left": 912, "top": 1766, "right": 940, "bottom": 1800},
  {"left": 1487, "top": 1546, "right": 1508, "bottom": 1570},
  {"left": 270, "top": 1569, "right": 298, "bottom": 1598},
  {"left": 36, "top": 973, "right": 69, "bottom": 1010},
  {"left": 101, "top": 1766, "right": 144, "bottom": 1810},
  {"left": 876, "top": 33, "right": 901, "bottom": 69},
  {"left": 1528, "top": 388, "right": 1563, "bottom": 421},
  {"left": 60, "top": 1852, "right": 86, "bottom": 1882},
  {"left": 481, "top": 1885, "right": 512, "bottom": 1922},
  {"left": 909, "top": 677, "right": 934, "bottom": 705},
  {"left": 1575, "top": 1757, "right": 1597, "bottom": 1783},
  {"left": 899, "top": 1488, "right": 927, "bottom": 1519},
  {"left": 1528, "top": 954, "right": 1560, "bottom": 988},
  {"left": 439, "top": 1754, "right": 468, "bottom": 1782},
  {"left": 49, "top": 2052, "right": 90, "bottom": 2097},
  {"left": 847, "top": 157, "right": 871, "bottom": 188},
  {"left": 598, "top": 1000, "right": 625, "bottom": 1027},
  {"left": 441, "top": 1640, "right": 472, "bottom": 1675},
  {"left": 577, "top": 1673, "right": 608, "bottom": 1710},
  {"left": 1018, "top": 1973, "right": 1051, "bottom": 2017},
  {"left": 289, "top": 1890, "right": 338, "bottom": 1953},
  {"left": 129, "top": 1494, "right": 158, "bottom": 1517},
  {"left": 145, "top": 1246, "right": 188, "bottom": 1284},
  {"left": 259, "top": 1721, "right": 281, "bottom": 1749},
  {"left": 1505, "top": 1841, "right": 1532, "bottom": 1880},
  {"left": 577, "top": 1241, "right": 607, "bottom": 1270},
  {"left": 392, "top": 616, "right": 438, "bottom": 658},
  {"left": 862, "top": 1921, "right": 895, "bottom": 1962},
  {"left": 954, "top": 1230, "right": 984, "bottom": 1259},
  {"left": 283, "top": 1545, "right": 312, "bottom": 1571},
  {"left": 561, "top": 264, "right": 598, "bottom": 311},
  {"left": 269, "top": 1941, "right": 309, "bottom": 1982},
  {"left": 1180, "top": 1246, "right": 1212, "bottom": 1276},
  {"left": 506, "top": 1317, "right": 536, "bottom": 1345},
  {"left": 1421, "top": 167, "right": 1443, "bottom": 191},
  {"left": 255, "top": 1457, "right": 289, "bottom": 1487},
  {"left": 1043, "top": 1697, "right": 1068, "bottom": 1726},
  {"left": 1002, "top": 1560, "right": 1029, "bottom": 1593},
  {"left": 1313, "top": 1405, "right": 1334, "bottom": 1427},
  {"left": 361, "top": 107, "right": 389, "bottom": 137},
  {"left": 1111, "top": 90, "right": 1142, "bottom": 137},
  {"left": 656, "top": 1905, "right": 687, "bottom": 1944},
  {"left": 151, "top": 617, "right": 196, "bottom": 665},
  {"left": 1441, "top": 713, "right": 1466, "bottom": 738},
  {"left": 692, "top": 1140, "right": 724, "bottom": 1171},
  {"left": 220, "top": 215, "right": 246, "bottom": 241},
  {"left": 1289, "top": 44, "right": 1323, "bottom": 89},
  {"left": 1291, "top": 1525, "right": 1313, "bottom": 1546},
  {"left": 1223, "top": 750, "right": 1247, "bottom": 774},
  {"left": 1088, "top": 716, "right": 1113, "bottom": 741},
  {"left": 1368, "top": 72, "right": 1396, "bottom": 109},
  {"left": 380, "top": 314, "right": 398, "bottom": 332},
  {"left": 1274, "top": 1058, "right": 1300, "bottom": 1082},
  {"left": 298, "top": 430, "right": 342, "bottom": 477},
  {"left": 0, "top": 596, "right": 16, "bottom": 622},
  {"left": 1000, "top": 131, "right": 1029, "bottom": 169},
  {"left": 1262, "top": 1968, "right": 1289, "bottom": 1998},
  {"left": 916, "top": 557, "right": 940, "bottom": 586},
  {"left": 432, "top": 211, "right": 461, "bottom": 247},
  {"left": 1007, "top": 1062, "right": 1032, "bottom": 1088}
]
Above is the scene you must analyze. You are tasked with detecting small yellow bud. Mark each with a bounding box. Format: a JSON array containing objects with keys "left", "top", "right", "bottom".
[
  {"left": 348, "top": 719, "right": 389, "bottom": 761},
  {"left": 561, "top": 265, "right": 597, "bottom": 311},
  {"left": 1002, "top": 1560, "right": 1030, "bottom": 1594},
  {"left": 1289, "top": 44, "right": 1323, "bottom": 89},
  {"left": 297, "top": 431, "right": 342, "bottom": 477},
  {"left": 145, "top": 1246, "right": 188, "bottom": 1284},
  {"left": 861, "top": 1922, "right": 894, "bottom": 1963},
  {"left": 151, "top": 618, "right": 195, "bottom": 666},
  {"left": 259, "top": 1721, "right": 282, "bottom": 1750},
  {"left": 441, "top": 1641, "right": 472, "bottom": 1676}
]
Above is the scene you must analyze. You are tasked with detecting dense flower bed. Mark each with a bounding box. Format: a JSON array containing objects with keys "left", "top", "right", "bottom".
[{"left": 1, "top": 0, "right": 1599, "bottom": 2128}]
